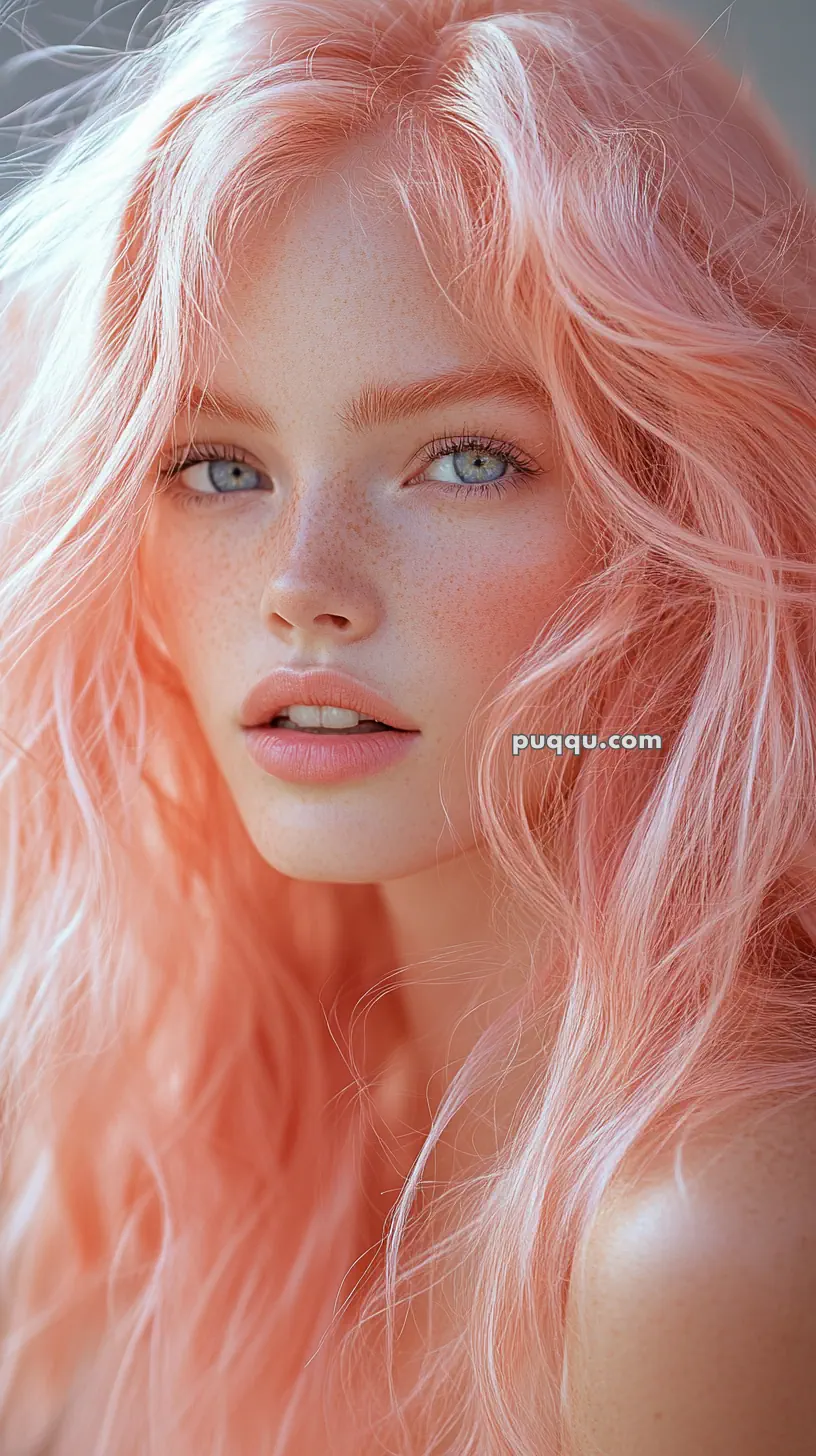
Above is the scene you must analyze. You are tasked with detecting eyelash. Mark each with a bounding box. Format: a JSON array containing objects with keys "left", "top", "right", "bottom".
[{"left": 158, "top": 433, "right": 542, "bottom": 510}]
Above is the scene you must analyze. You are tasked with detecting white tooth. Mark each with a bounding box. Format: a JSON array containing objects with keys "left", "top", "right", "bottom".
[
  {"left": 286, "top": 704, "right": 323, "bottom": 727},
  {"left": 283, "top": 704, "right": 365, "bottom": 728},
  {"left": 320, "top": 706, "right": 361, "bottom": 729}
]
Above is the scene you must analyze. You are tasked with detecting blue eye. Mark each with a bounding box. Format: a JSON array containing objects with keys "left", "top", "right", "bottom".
[
  {"left": 160, "top": 445, "right": 271, "bottom": 508},
  {"left": 412, "top": 433, "right": 542, "bottom": 498}
]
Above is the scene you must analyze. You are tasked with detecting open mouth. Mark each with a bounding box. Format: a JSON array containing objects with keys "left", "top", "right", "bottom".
[
  {"left": 243, "top": 695, "right": 419, "bottom": 782},
  {"left": 266, "top": 706, "right": 401, "bottom": 735}
]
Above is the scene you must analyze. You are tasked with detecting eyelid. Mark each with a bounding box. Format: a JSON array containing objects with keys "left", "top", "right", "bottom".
[
  {"left": 407, "top": 429, "right": 542, "bottom": 479},
  {"left": 159, "top": 440, "right": 263, "bottom": 477},
  {"left": 160, "top": 425, "right": 545, "bottom": 472}
]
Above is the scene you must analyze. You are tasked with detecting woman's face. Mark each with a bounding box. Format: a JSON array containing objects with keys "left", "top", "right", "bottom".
[{"left": 140, "top": 160, "right": 593, "bottom": 884}]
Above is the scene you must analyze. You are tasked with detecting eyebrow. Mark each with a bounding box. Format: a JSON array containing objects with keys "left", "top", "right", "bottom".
[{"left": 178, "top": 365, "right": 550, "bottom": 437}]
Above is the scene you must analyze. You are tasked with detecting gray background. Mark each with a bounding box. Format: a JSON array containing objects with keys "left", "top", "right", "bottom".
[{"left": 0, "top": 0, "right": 813, "bottom": 194}]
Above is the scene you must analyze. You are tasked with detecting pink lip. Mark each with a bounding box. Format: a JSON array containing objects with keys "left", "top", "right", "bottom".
[
  {"left": 243, "top": 722, "right": 419, "bottom": 784},
  {"left": 239, "top": 667, "right": 421, "bottom": 785},
  {"left": 239, "top": 667, "right": 419, "bottom": 732}
]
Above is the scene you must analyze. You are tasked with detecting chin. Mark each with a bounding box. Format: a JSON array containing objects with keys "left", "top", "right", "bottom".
[
  {"left": 245, "top": 814, "right": 465, "bottom": 885},
  {"left": 224, "top": 757, "right": 474, "bottom": 883}
]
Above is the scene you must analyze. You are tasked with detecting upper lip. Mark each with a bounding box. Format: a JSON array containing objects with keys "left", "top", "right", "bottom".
[{"left": 239, "top": 667, "right": 421, "bottom": 731}]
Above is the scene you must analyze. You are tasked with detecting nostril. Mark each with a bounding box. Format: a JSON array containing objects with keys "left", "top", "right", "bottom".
[{"left": 315, "top": 613, "right": 352, "bottom": 628}]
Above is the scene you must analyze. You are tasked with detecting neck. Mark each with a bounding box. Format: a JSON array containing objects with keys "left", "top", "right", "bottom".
[
  {"left": 378, "top": 848, "right": 529, "bottom": 1086},
  {"left": 376, "top": 848, "right": 563, "bottom": 1199}
]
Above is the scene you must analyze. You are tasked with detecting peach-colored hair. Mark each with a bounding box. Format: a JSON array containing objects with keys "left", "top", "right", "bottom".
[{"left": 2, "top": 0, "right": 816, "bottom": 1450}]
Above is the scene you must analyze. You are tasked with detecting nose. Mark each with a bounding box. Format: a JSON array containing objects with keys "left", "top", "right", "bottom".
[{"left": 259, "top": 481, "right": 381, "bottom": 647}]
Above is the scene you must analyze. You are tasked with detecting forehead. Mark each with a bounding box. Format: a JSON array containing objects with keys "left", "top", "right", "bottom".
[
  {"left": 216, "top": 163, "right": 477, "bottom": 385},
  {"left": 170, "top": 158, "right": 551, "bottom": 443}
]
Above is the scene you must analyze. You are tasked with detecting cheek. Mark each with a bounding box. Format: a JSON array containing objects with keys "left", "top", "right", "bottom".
[
  {"left": 139, "top": 513, "right": 242, "bottom": 680},
  {"left": 403, "top": 514, "right": 590, "bottom": 677}
]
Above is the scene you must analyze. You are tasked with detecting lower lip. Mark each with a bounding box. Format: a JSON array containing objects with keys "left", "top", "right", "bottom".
[{"left": 242, "top": 725, "right": 420, "bottom": 784}]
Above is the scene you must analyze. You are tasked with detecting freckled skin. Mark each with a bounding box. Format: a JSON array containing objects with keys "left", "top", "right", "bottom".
[{"left": 140, "top": 159, "right": 594, "bottom": 885}]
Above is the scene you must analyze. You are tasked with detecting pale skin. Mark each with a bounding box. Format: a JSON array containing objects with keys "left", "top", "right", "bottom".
[{"left": 139, "top": 153, "right": 816, "bottom": 1453}]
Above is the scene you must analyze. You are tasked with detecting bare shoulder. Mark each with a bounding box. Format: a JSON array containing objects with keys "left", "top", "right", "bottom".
[{"left": 564, "top": 1092, "right": 816, "bottom": 1456}]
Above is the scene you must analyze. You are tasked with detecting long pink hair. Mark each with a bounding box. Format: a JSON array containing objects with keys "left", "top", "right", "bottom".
[{"left": 2, "top": 0, "right": 816, "bottom": 1450}]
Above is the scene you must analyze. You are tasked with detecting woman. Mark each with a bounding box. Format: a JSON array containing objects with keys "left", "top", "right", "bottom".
[{"left": 1, "top": 0, "right": 815, "bottom": 1450}]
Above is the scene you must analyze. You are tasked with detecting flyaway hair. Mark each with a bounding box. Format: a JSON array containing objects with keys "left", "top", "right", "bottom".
[{"left": 2, "top": 0, "right": 816, "bottom": 1450}]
